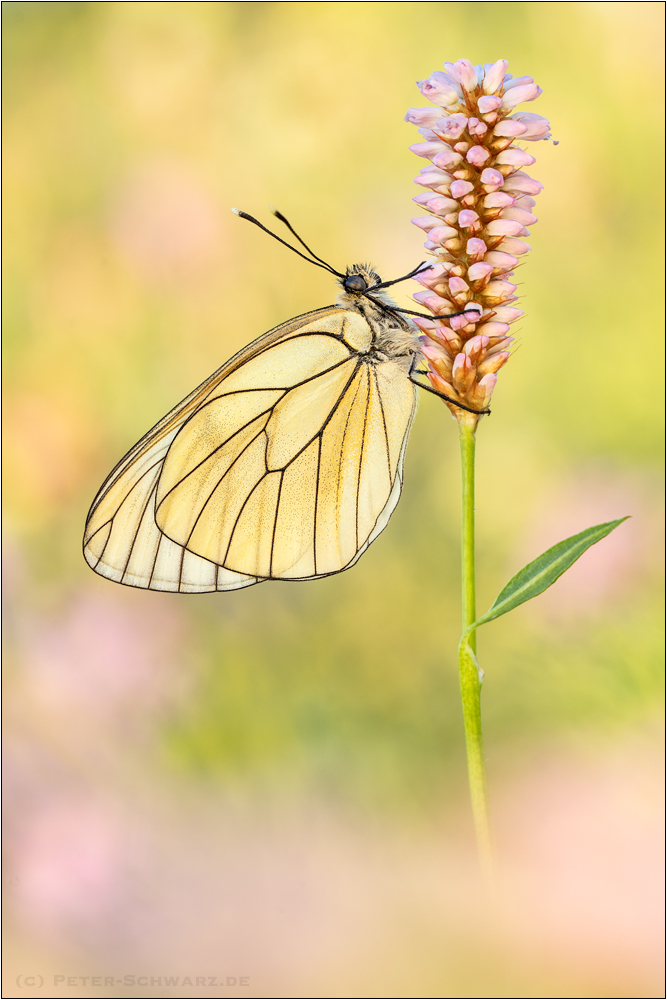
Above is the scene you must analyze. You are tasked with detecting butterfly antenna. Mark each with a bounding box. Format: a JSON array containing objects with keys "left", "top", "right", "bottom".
[
  {"left": 232, "top": 209, "right": 344, "bottom": 277},
  {"left": 269, "top": 207, "right": 344, "bottom": 277},
  {"left": 373, "top": 262, "right": 431, "bottom": 289}
]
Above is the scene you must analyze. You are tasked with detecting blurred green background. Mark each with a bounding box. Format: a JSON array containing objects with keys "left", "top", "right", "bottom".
[{"left": 3, "top": 3, "right": 664, "bottom": 997}]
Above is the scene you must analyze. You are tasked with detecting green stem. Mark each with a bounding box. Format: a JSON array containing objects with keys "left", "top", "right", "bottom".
[{"left": 458, "top": 418, "right": 494, "bottom": 879}]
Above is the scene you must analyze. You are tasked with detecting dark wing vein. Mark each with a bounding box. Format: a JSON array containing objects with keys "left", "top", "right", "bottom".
[{"left": 372, "top": 366, "right": 393, "bottom": 483}]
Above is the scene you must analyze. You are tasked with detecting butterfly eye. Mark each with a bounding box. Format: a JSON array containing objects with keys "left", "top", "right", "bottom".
[{"left": 344, "top": 274, "right": 367, "bottom": 293}]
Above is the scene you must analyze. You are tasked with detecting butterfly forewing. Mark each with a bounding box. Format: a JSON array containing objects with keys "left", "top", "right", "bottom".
[{"left": 84, "top": 301, "right": 416, "bottom": 591}]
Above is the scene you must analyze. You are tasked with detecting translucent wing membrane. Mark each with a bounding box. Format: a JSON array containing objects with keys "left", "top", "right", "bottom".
[{"left": 84, "top": 306, "right": 416, "bottom": 592}]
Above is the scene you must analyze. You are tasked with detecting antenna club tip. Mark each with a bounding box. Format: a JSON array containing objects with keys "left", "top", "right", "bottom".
[{"left": 231, "top": 207, "right": 241, "bottom": 216}]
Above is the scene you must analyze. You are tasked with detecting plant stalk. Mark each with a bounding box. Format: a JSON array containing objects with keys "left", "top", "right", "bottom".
[{"left": 458, "top": 417, "right": 494, "bottom": 880}]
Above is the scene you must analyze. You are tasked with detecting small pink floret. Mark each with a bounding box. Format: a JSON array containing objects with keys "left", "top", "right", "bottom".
[
  {"left": 479, "top": 168, "right": 504, "bottom": 189},
  {"left": 467, "top": 262, "right": 494, "bottom": 282},
  {"left": 450, "top": 180, "right": 474, "bottom": 199},
  {"left": 466, "top": 146, "right": 491, "bottom": 167}
]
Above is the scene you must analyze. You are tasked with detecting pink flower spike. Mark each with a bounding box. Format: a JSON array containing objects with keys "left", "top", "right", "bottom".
[
  {"left": 432, "top": 148, "right": 464, "bottom": 170},
  {"left": 484, "top": 250, "right": 519, "bottom": 271},
  {"left": 501, "top": 83, "right": 542, "bottom": 110},
  {"left": 417, "top": 72, "right": 461, "bottom": 107},
  {"left": 450, "top": 180, "right": 474, "bottom": 199},
  {"left": 493, "top": 120, "right": 528, "bottom": 137},
  {"left": 480, "top": 167, "right": 504, "bottom": 189},
  {"left": 405, "top": 107, "right": 446, "bottom": 127},
  {"left": 466, "top": 237, "right": 487, "bottom": 256},
  {"left": 467, "top": 262, "right": 494, "bottom": 282},
  {"left": 410, "top": 141, "right": 448, "bottom": 159},
  {"left": 496, "top": 148, "right": 536, "bottom": 168},
  {"left": 468, "top": 118, "right": 488, "bottom": 137},
  {"left": 466, "top": 146, "right": 491, "bottom": 167},
  {"left": 458, "top": 209, "right": 480, "bottom": 228},
  {"left": 482, "top": 59, "right": 508, "bottom": 94},
  {"left": 478, "top": 94, "right": 502, "bottom": 113}
]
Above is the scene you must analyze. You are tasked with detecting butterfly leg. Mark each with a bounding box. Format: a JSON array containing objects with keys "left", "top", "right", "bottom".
[{"left": 408, "top": 354, "right": 490, "bottom": 415}]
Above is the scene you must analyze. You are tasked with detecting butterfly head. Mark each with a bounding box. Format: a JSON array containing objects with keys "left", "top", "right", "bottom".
[{"left": 342, "top": 264, "right": 381, "bottom": 295}]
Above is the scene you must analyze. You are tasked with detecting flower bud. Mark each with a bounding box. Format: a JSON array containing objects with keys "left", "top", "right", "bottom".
[
  {"left": 448, "top": 276, "right": 469, "bottom": 298},
  {"left": 410, "top": 141, "right": 448, "bottom": 159},
  {"left": 510, "top": 112, "right": 551, "bottom": 140},
  {"left": 493, "top": 120, "right": 527, "bottom": 137},
  {"left": 405, "top": 107, "right": 446, "bottom": 127},
  {"left": 433, "top": 148, "right": 464, "bottom": 170},
  {"left": 501, "top": 82, "right": 542, "bottom": 110},
  {"left": 452, "top": 352, "right": 476, "bottom": 393},
  {"left": 466, "top": 146, "right": 491, "bottom": 167},
  {"left": 484, "top": 250, "right": 519, "bottom": 271},
  {"left": 411, "top": 215, "right": 442, "bottom": 232},
  {"left": 425, "top": 195, "right": 459, "bottom": 214},
  {"left": 458, "top": 209, "right": 480, "bottom": 228},
  {"left": 468, "top": 117, "right": 488, "bottom": 136},
  {"left": 482, "top": 279, "right": 518, "bottom": 302},
  {"left": 466, "top": 237, "right": 487, "bottom": 256},
  {"left": 495, "top": 148, "right": 536, "bottom": 168},
  {"left": 478, "top": 95, "right": 502, "bottom": 113},
  {"left": 482, "top": 59, "right": 508, "bottom": 94},
  {"left": 417, "top": 71, "right": 461, "bottom": 107},
  {"left": 485, "top": 219, "right": 526, "bottom": 237},
  {"left": 502, "top": 172, "right": 544, "bottom": 196},
  {"left": 434, "top": 114, "right": 468, "bottom": 139},
  {"left": 467, "top": 262, "right": 494, "bottom": 282},
  {"left": 450, "top": 180, "right": 474, "bottom": 199},
  {"left": 462, "top": 334, "right": 489, "bottom": 362},
  {"left": 490, "top": 306, "right": 523, "bottom": 323},
  {"left": 477, "top": 350, "right": 510, "bottom": 375},
  {"left": 495, "top": 237, "right": 531, "bottom": 255},
  {"left": 479, "top": 167, "right": 504, "bottom": 189},
  {"left": 481, "top": 193, "right": 515, "bottom": 212},
  {"left": 429, "top": 225, "right": 459, "bottom": 245},
  {"left": 477, "top": 321, "right": 510, "bottom": 339}
]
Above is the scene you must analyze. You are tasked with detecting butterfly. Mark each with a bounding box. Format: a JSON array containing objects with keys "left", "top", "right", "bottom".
[{"left": 83, "top": 210, "right": 486, "bottom": 593}]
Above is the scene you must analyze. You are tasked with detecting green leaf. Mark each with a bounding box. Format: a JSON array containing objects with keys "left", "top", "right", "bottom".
[{"left": 465, "top": 517, "right": 629, "bottom": 634}]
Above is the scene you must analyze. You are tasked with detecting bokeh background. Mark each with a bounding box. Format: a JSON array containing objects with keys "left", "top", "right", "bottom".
[{"left": 3, "top": 3, "right": 664, "bottom": 997}]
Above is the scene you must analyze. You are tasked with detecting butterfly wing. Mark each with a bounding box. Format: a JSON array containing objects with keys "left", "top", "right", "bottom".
[{"left": 84, "top": 305, "right": 416, "bottom": 591}]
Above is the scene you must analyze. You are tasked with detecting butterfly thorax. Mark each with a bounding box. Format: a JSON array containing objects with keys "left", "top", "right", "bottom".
[{"left": 336, "top": 264, "right": 420, "bottom": 365}]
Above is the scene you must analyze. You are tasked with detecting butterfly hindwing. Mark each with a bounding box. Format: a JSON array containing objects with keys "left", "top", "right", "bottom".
[{"left": 83, "top": 305, "right": 416, "bottom": 591}]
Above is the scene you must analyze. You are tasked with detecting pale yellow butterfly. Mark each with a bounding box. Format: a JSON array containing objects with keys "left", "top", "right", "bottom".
[{"left": 83, "top": 210, "right": 485, "bottom": 593}]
